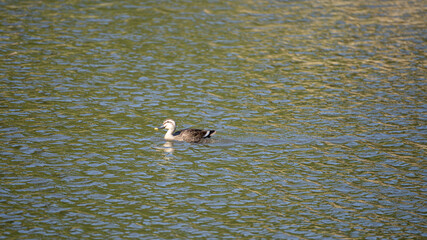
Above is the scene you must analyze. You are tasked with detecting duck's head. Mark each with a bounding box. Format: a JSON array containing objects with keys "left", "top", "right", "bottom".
[{"left": 159, "top": 119, "right": 176, "bottom": 130}]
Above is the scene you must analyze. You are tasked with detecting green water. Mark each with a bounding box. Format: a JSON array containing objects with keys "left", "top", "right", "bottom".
[{"left": 1, "top": 0, "right": 426, "bottom": 239}]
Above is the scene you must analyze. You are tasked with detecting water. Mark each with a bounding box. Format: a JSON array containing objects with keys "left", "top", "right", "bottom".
[{"left": 1, "top": 0, "right": 426, "bottom": 239}]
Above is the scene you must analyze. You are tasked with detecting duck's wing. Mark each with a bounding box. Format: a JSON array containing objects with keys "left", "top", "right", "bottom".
[
  {"left": 179, "top": 129, "right": 216, "bottom": 142},
  {"left": 172, "top": 130, "right": 182, "bottom": 136}
]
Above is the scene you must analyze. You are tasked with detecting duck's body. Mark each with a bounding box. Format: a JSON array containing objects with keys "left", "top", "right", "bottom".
[{"left": 158, "top": 119, "right": 216, "bottom": 143}]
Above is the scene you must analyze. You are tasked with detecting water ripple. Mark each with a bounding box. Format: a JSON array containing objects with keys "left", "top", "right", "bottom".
[{"left": 1, "top": 0, "right": 425, "bottom": 239}]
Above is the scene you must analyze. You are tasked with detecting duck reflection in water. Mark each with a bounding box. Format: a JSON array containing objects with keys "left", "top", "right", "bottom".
[{"left": 162, "top": 141, "right": 174, "bottom": 154}]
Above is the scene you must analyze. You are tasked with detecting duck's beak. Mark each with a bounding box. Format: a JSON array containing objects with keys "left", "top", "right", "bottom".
[{"left": 154, "top": 125, "right": 165, "bottom": 131}]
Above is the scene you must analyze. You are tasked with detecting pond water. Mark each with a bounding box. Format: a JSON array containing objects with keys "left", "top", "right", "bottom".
[{"left": 1, "top": 0, "right": 426, "bottom": 239}]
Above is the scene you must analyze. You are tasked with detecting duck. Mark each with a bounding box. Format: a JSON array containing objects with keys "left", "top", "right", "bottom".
[{"left": 155, "top": 119, "right": 216, "bottom": 143}]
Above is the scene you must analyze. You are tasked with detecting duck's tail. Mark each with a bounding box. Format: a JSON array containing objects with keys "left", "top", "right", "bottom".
[{"left": 203, "top": 130, "right": 216, "bottom": 138}]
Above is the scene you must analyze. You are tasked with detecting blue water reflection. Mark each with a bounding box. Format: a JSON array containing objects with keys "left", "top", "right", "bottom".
[{"left": 1, "top": 0, "right": 426, "bottom": 239}]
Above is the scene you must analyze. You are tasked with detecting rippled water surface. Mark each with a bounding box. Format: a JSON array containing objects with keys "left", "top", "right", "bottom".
[{"left": 1, "top": 0, "right": 426, "bottom": 239}]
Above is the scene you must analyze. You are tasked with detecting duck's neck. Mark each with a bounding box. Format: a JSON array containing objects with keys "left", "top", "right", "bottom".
[{"left": 164, "top": 128, "right": 175, "bottom": 141}]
